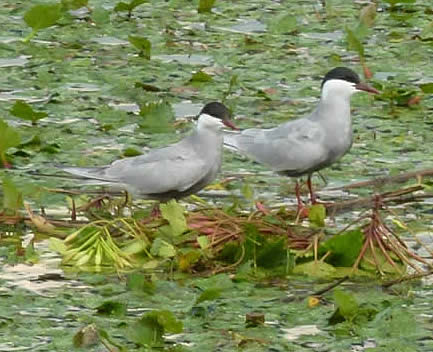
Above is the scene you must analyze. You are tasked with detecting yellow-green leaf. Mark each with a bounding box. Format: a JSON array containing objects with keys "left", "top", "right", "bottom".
[{"left": 160, "top": 200, "right": 188, "bottom": 236}]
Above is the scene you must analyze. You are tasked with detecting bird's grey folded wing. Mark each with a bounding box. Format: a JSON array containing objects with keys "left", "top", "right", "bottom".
[
  {"left": 95, "top": 137, "right": 213, "bottom": 194},
  {"left": 58, "top": 136, "right": 210, "bottom": 193},
  {"left": 105, "top": 152, "right": 209, "bottom": 194},
  {"left": 224, "top": 119, "right": 328, "bottom": 173}
]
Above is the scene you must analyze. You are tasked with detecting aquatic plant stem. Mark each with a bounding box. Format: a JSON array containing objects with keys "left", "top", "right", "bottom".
[{"left": 22, "top": 30, "right": 37, "bottom": 43}]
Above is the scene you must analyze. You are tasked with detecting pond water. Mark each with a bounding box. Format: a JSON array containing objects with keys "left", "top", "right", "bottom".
[{"left": 1, "top": 0, "right": 433, "bottom": 350}]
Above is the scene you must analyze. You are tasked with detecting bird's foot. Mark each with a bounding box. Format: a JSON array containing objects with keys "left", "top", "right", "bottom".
[
  {"left": 150, "top": 204, "right": 161, "bottom": 218},
  {"left": 255, "top": 201, "right": 270, "bottom": 215},
  {"left": 296, "top": 203, "right": 309, "bottom": 219}
]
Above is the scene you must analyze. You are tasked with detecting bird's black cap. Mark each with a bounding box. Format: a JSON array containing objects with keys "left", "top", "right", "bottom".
[
  {"left": 198, "top": 102, "right": 231, "bottom": 121},
  {"left": 321, "top": 67, "right": 361, "bottom": 88},
  {"left": 197, "top": 102, "right": 237, "bottom": 129}
]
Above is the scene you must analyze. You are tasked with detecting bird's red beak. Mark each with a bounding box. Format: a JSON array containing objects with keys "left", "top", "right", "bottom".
[
  {"left": 223, "top": 120, "right": 238, "bottom": 130},
  {"left": 355, "top": 82, "right": 380, "bottom": 94}
]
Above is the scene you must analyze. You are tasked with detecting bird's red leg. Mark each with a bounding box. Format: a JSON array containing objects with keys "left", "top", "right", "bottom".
[
  {"left": 295, "top": 181, "right": 308, "bottom": 217},
  {"left": 307, "top": 174, "right": 317, "bottom": 204}
]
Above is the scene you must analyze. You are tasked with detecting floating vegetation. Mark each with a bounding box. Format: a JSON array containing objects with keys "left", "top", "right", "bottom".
[{"left": 1, "top": 174, "right": 430, "bottom": 282}]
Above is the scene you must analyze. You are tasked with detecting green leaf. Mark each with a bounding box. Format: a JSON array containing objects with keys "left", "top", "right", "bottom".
[
  {"left": 420, "top": 21, "right": 433, "bottom": 40},
  {"left": 2, "top": 177, "right": 23, "bottom": 212},
  {"left": 150, "top": 238, "right": 176, "bottom": 258},
  {"left": 10, "top": 100, "right": 48, "bottom": 124},
  {"left": 257, "top": 89, "right": 272, "bottom": 101},
  {"left": 130, "top": 0, "right": 148, "bottom": 7},
  {"left": 255, "top": 237, "right": 287, "bottom": 269},
  {"left": 374, "top": 308, "right": 418, "bottom": 338},
  {"left": 382, "top": 0, "right": 415, "bottom": 6},
  {"left": 96, "top": 301, "right": 127, "bottom": 317},
  {"left": 49, "top": 237, "right": 67, "bottom": 254},
  {"left": 135, "top": 82, "right": 162, "bottom": 92},
  {"left": 333, "top": 289, "right": 359, "bottom": 321},
  {"left": 114, "top": 0, "right": 147, "bottom": 13},
  {"left": 92, "top": 7, "right": 110, "bottom": 25},
  {"left": 114, "top": 2, "right": 130, "bottom": 12},
  {"left": 126, "top": 272, "right": 155, "bottom": 295},
  {"left": 345, "top": 26, "right": 364, "bottom": 58},
  {"left": 0, "top": 119, "right": 21, "bottom": 164},
  {"left": 197, "top": 235, "right": 209, "bottom": 249},
  {"left": 178, "top": 249, "right": 201, "bottom": 271},
  {"left": 160, "top": 200, "right": 188, "bottom": 236},
  {"left": 128, "top": 310, "right": 182, "bottom": 347},
  {"left": 122, "top": 238, "right": 148, "bottom": 255},
  {"left": 292, "top": 261, "right": 336, "bottom": 278},
  {"left": 138, "top": 101, "right": 174, "bottom": 133},
  {"left": 23, "top": 3, "right": 62, "bottom": 31},
  {"left": 198, "top": 0, "right": 216, "bottom": 13},
  {"left": 24, "top": 242, "right": 39, "bottom": 264},
  {"left": 195, "top": 288, "right": 222, "bottom": 304},
  {"left": 241, "top": 182, "right": 254, "bottom": 200},
  {"left": 128, "top": 35, "right": 151, "bottom": 59},
  {"left": 308, "top": 204, "right": 326, "bottom": 228},
  {"left": 122, "top": 147, "right": 142, "bottom": 157},
  {"left": 155, "top": 310, "right": 183, "bottom": 333},
  {"left": 320, "top": 229, "right": 364, "bottom": 267},
  {"left": 128, "top": 314, "right": 164, "bottom": 346},
  {"left": 420, "top": 82, "right": 433, "bottom": 94},
  {"left": 61, "top": 0, "right": 88, "bottom": 11},
  {"left": 20, "top": 134, "right": 41, "bottom": 147},
  {"left": 270, "top": 14, "right": 297, "bottom": 34},
  {"left": 189, "top": 70, "right": 213, "bottom": 83},
  {"left": 226, "top": 74, "right": 238, "bottom": 97},
  {"left": 194, "top": 273, "right": 233, "bottom": 290}
]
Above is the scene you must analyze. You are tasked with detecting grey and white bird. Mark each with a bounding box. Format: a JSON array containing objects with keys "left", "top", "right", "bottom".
[
  {"left": 223, "top": 67, "right": 379, "bottom": 208},
  {"left": 58, "top": 102, "right": 236, "bottom": 201}
]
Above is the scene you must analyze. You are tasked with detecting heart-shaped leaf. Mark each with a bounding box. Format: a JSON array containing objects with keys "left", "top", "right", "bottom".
[
  {"left": 23, "top": 3, "right": 62, "bottom": 41},
  {"left": 10, "top": 100, "right": 48, "bottom": 125}
]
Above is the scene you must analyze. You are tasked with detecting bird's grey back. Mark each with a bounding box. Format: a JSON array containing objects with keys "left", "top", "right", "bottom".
[{"left": 223, "top": 102, "right": 353, "bottom": 176}]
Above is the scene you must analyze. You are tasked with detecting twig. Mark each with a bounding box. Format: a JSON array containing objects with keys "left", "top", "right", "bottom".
[
  {"left": 307, "top": 276, "right": 349, "bottom": 297},
  {"left": 329, "top": 168, "right": 433, "bottom": 191},
  {"left": 326, "top": 185, "right": 424, "bottom": 215},
  {"left": 382, "top": 270, "right": 433, "bottom": 288}
]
